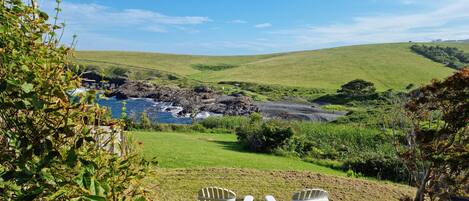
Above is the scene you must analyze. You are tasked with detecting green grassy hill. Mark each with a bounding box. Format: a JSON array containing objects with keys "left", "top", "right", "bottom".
[{"left": 76, "top": 42, "right": 468, "bottom": 91}]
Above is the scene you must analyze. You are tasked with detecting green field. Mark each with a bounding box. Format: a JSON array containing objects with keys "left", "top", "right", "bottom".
[
  {"left": 76, "top": 43, "right": 468, "bottom": 91},
  {"left": 132, "top": 131, "right": 415, "bottom": 200}
]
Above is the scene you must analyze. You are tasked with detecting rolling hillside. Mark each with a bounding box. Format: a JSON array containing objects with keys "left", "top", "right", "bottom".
[{"left": 76, "top": 43, "right": 468, "bottom": 91}]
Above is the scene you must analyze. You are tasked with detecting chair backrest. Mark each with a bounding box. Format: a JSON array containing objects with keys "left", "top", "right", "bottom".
[
  {"left": 292, "top": 189, "right": 328, "bottom": 201},
  {"left": 198, "top": 187, "right": 236, "bottom": 201}
]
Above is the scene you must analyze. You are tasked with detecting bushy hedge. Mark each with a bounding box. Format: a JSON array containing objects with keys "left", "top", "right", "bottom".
[{"left": 411, "top": 44, "right": 469, "bottom": 69}]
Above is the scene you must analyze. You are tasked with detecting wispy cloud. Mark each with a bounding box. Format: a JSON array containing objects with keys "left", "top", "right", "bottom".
[
  {"left": 270, "top": 0, "right": 469, "bottom": 48},
  {"left": 228, "top": 19, "right": 248, "bottom": 24},
  {"left": 39, "top": 1, "right": 210, "bottom": 33},
  {"left": 173, "top": 39, "right": 280, "bottom": 55},
  {"left": 254, "top": 23, "right": 272, "bottom": 28}
]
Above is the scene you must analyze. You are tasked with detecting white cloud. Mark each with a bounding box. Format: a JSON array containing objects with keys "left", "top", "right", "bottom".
[
  {"left": 254, "top": 23, "right": 272, "bottom": 28},
  {"left": 39, "top": 1, "right": 210, "bottom": 32},
  {"left": 173, "top": 40, "right": 280, "bottom": 55},
  {"left": 228, "top": 19, "right": 247, "bottom": 24},
  {"left": 270, "top": 0, "right": 469, "bottom": 48}
]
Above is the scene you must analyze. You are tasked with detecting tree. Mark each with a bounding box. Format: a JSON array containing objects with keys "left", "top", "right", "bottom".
[
  {"left": 0, "top": 1, "right": 148, "bottom": 199},
  {"left": 337, "top": 79, "right": 376, "bottom": 97},
  {"left": 403, "top": 68, "right": 468, "bottom": 201}
]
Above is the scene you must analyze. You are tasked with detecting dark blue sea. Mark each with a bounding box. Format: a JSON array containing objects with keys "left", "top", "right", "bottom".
[{"left": 96, "top": 96, "right": 193, "bottom": 124}]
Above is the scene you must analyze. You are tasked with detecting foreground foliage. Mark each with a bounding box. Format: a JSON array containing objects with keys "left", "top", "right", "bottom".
[
  {"left": 403, "top": 68, "right": 468, "bottom": 201},
  {"left": 0, "top": 1, "right": 148, "bottom": 200}
]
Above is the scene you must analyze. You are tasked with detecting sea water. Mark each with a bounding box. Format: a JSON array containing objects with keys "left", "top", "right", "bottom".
[{"left": 96, "top": 96, "right": 194, "bottom": 124}]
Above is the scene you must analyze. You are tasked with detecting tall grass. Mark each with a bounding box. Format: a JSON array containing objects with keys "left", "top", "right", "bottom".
[
  {"left": 200, "top": 116, "right": 250, "bottom": 131},
  {"left": 290, "top": 122, "right": 396, "bottom": 160}
]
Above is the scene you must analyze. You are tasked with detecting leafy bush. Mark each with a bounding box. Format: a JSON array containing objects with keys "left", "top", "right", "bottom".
[
  {"left": 343, "top": 152, "right": 409, "bottom": 182},
  {"left": 0, "top": 1, "right": 148, "bottom": 200},
  {"left": 110, "top": 66, "right": 129, "bottom": 77},
  {"left": 236, "top": 120, "right": 294, "bottom": 152},
  {"left": 337, "top": 79, "right": 376, "bottom": 97}
]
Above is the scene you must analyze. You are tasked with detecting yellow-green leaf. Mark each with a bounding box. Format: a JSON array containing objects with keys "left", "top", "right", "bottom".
[{"left": 21, "top": 83, "right": 34, "bottom": 93}]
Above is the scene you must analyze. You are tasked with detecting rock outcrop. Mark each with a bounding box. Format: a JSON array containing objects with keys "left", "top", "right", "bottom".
[
  {"left": 255, "top": 102, "right": 346, "bottom": 122},
  {"left": 107, "top": 81, "right": 259, "bottom": 116}
]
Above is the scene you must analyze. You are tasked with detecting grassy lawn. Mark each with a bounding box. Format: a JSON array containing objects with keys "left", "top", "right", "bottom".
[
  {"left": 132, "top": 131, "right": 415, "bottom": 200},
  {"left": 147, "top": 168, "right": 415, "bottom": 201},
  {"left": 132, "top": 131, "right": 343, "bottom": 175},
  {"left": 76, "top": 43, "right": 465, "bottom": 91}
]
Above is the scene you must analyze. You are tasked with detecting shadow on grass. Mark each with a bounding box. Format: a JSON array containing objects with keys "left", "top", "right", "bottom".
[
  {"left": 212, "top": 140, "right": 284, "bottom": 158},
  {"left": 212, "top": 140, "right": 260, "bottom": 154},
  {"left": 212, "top": 140, "right": 245, "bottom": 151}
]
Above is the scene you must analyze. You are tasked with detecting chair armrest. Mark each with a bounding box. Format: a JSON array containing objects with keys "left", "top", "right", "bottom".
[
  {"left": 243, "top": 195, "right": 254, "bottom": 201},
  {"left": 265, "top": 195, "right": 276, "bottom": 201}
]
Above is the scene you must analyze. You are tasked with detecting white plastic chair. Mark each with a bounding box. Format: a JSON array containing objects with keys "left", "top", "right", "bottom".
[
  {"left": 198, "top": 186, "right": 254, "bottom": 201},
  {"left": 265, "top": 189, "right": 329, "bottom": 201},
  {"left": 265, "top": 195, "right": 276, "bottom": 201},
  {"left": 292, "top": 189, "right": 328, "bottom": 201}
]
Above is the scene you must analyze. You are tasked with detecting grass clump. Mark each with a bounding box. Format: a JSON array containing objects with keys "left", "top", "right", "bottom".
[{"left": 192, "top": 63, "right": 239, "bottom": 71}]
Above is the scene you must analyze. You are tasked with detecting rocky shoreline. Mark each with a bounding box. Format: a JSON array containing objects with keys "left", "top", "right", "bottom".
[
  {"left": 84, "top": 73, "right": 346, "bottom": 122},
  {"left": 105, "top": 81, "right": 259, "bottom": 117}
]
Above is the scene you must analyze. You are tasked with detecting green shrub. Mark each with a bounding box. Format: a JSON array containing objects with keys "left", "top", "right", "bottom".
[
  {"left": 337, "top": 79, "right": 376, "bottom": 97},
  {"left": 236, "top": 120, "right": 294, "bottom": 152},
  {"left": 140, "top": 111, "right": 154, "bottom": 129},
  {"left": 110, "top": 66, "right": 129, "bottom": 77},
  {"left": 343, "top": 152, "right": 409, "bottom": 182},
  {"left": 346, "top": 169, "right": 363, "bottom": 178}
]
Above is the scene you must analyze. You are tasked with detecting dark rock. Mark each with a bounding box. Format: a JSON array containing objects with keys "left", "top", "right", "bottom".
[
  {"left": 255, "top": 102, "right": 346, "bottom": 122},
  {"left": 108, "top": 81, "right": 259, "bottom": 116},
  {"left": 193, "top": 85, "right": 213, "bottom": 93},
  {"left": 81, "top": 71, "right": 128, "bottom": 89}
]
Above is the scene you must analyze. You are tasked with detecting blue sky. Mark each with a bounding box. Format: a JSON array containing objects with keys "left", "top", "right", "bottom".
[{"left": 39, "top": 0, "right": 469, "bottom": 55}]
